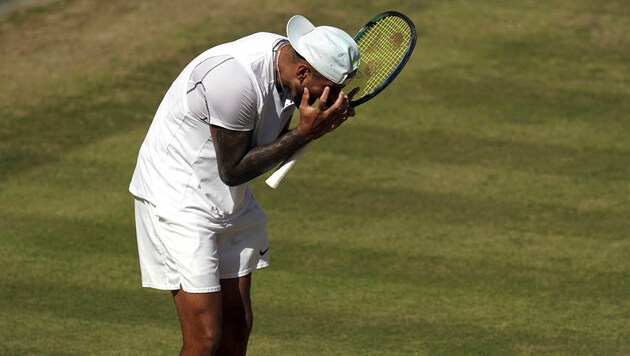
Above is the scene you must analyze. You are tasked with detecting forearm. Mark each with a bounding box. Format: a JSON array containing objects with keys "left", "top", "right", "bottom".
[
  {"left": 213, "top": 126, "right": 309, "bottom": 186},
  {"left": 212, "top": 88, "right": 353, "bottom": 186}
]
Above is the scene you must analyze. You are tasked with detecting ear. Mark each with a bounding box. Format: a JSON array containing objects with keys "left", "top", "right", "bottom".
[{"left": 296, "top": 64, "right": 310, "bottom": 83}]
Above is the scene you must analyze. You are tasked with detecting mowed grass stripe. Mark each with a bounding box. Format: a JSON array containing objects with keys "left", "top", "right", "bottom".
[
  {"left": 272, "top": 133, "right": 627, "bottom": 184},
  {"left": 269, "top": 236, "right": 627, "bottom": 304},
  {"left": 370, "top": 93, "right": 630, "bottom": 153},
  {"left": 251, "top": 270, "right": 626, "bottom": 354},
  {"left": 0, "top": 55, "right": 183, "bottom": 181},
  {"left": 267, "top": 206, "right": 628, "bottom": 273},
  {"left": 0, "top": 312, "right": 180, "bottom": 355},
  {"left": 352, "top": 160, "right": 627, "bottom": 212},
  {"left": 306, "top": 110, "right": 630, "bottom": 181},
  {"left": 418, "top": 68, "right": 629, "bottom": 128},
  {"left": 1, "top": 271, "right": 167, "bottom": 327},
  {"left": 0, "top": 128, "right": 145, "bottom": 219},
  {"left": 262, "top": 170, "right": 627, "bottom": 241},
  {"left": 252, "top": 303, "right": 624, "bottom": 355}
]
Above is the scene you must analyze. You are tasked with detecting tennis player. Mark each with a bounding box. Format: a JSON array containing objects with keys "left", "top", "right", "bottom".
[{"left": 129, "top": 15, "right": 360, "bottom": 355}]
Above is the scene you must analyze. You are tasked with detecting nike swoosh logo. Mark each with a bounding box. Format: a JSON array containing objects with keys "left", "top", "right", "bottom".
[{"left": 259, "top": 247, "right": 269, "bottom": 256}]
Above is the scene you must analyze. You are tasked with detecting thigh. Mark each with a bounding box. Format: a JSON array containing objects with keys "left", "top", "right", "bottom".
[{"left": 172, "top": 289, "right": 223, "bottom": 340}]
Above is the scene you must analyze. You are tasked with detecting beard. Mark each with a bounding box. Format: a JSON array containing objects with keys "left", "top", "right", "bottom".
[{"left": 291, "top": 84, "right": 325, "bottom": 107}]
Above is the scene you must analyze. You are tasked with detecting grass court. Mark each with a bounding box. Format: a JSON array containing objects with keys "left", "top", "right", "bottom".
[{"left": 0, "top": 0, "right": 628, "bottom": 354}]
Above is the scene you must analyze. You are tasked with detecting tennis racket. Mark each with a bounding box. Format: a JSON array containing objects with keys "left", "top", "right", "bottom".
[{"left": 266, "top": 11, "right": 417, "bottom": 189}]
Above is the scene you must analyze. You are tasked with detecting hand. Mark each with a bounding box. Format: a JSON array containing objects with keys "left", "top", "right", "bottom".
[{"left": 294, "top": 87, "right": 354, "bottom": 141}]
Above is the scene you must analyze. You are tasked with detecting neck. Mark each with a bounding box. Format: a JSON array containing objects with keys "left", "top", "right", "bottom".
[{"left": 274, "top": 43, "right": 288, "bottom": 94}]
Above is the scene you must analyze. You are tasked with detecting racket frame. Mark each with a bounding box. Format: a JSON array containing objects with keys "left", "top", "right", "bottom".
[
  {"left": 266, "top": 11, "right": 417, "bottom": 189},
  {"left": 349, "top": 10, "right": 417, "bottom": 107}
]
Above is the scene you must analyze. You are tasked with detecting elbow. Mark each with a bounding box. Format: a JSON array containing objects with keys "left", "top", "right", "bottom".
[
  {"left": 221, "top": 177, "right": 243, "bottom": 187},
  {"left": 218, "top": 170, "right": 245, "bottom": 187}
]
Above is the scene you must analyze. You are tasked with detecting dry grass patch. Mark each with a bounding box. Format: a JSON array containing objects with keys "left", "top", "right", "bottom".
[{"left": 0, "top": 0, "right": 291, "bottom": 107}]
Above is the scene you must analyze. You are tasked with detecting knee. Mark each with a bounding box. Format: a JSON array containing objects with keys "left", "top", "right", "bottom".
[
  {"left": 185, "top": 325, "right": 222, "bottom": 354},
  {"left": 202, "top": 326, "right": 223, "bottom": 346},
  {"left": 206, "top": 329, "right": 223, "bottom": 351}
]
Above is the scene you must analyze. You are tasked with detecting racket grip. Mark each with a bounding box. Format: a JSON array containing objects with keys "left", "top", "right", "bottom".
[{"left": 265, "top": 143, "right": 311, "bottom": 189}]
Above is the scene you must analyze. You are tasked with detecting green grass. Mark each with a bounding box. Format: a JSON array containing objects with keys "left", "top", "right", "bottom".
[{"left": 1, "top": 0, "right": 628, "bottom": 354}]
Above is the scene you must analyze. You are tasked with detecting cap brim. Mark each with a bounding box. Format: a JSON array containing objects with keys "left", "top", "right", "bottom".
[{"left": 286, "top": 15, "right": 315, "bottom": 49}]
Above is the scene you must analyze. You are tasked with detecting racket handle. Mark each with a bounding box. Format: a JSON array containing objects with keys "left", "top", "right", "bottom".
[{"left": 265, "top": 143, "right": 311, "bottom": 189}]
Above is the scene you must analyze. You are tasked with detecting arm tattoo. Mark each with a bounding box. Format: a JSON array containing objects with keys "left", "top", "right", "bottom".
[{"left": 211, "top": 125, "right": 308, "bottom": 186}]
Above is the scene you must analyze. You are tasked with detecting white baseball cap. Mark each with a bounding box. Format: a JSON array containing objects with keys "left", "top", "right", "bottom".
[{"left": 286, "top": 15, "right": 360, "bottom": 85}]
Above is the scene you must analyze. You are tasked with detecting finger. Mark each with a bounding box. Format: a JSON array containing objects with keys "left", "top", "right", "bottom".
[
  {"left": 324, "top": 92, "right": 346, "bottom": 116},
  {"left": 328, "top": 90, "right": 344, "bottom": 110},
  {"left": 339, "top": 91, "right": 348, "bottom": 105},
  {"left": 332, "top": 94, "right": 349, "bottom": 118},
  {"left": 318, "top": 86, "right": 330, "bottom": 109},
  {"left": 300, "top": 87, "right": 310, "bottom": 109},
  {"left": 341, "top": 93, "right": 349, "bottom": 110},
  {"left": 340, "top": 94, "right": 351, "bottom": 115}
]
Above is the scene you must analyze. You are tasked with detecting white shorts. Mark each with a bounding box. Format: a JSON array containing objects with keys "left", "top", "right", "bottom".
[{"left": 133, "top": 198, "right": 270, "bottom": 293}]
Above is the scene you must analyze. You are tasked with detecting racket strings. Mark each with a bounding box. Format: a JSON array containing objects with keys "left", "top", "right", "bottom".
[{"left": 353, "top": 16, "right": 412, "bottom": 97}]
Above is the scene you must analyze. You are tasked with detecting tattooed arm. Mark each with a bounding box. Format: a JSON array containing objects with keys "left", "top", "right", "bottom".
[
  {"left": 211, "top": 87, "right": 352, "bottom": 186},
  {"left": 210, "top": 126, "right": 309, "bottom": 186}
]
